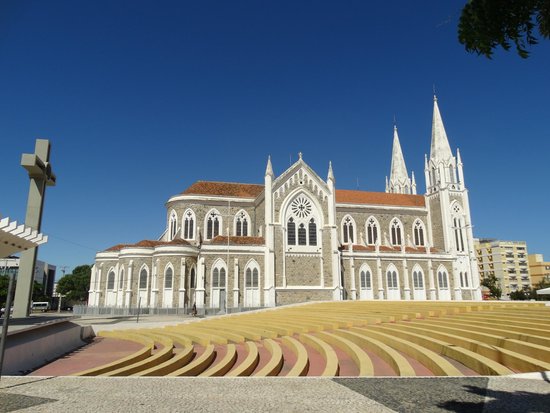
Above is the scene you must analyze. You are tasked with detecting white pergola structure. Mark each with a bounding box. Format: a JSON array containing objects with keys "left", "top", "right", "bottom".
[{"left": 0, "top": 216, "right": 48, "bottom": 258}]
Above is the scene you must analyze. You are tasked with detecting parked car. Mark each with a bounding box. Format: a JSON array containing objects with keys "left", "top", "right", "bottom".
[
  {"left": 1, "top": 307, "right": 13, "bottom": 317},
  {"left": 31, "top": 302, "right": 51, "bottom": 312}
]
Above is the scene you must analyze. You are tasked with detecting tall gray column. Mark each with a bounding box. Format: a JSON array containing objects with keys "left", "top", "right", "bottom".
[{"left": 13, "top": 140, "right": 56, "bottom": 318}]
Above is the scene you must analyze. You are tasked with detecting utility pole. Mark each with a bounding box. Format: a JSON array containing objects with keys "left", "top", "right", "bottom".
[{"left": 56, "top": 266, "right": 69, "bottom": 313}]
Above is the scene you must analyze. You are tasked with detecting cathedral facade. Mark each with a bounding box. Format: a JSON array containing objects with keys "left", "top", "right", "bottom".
[{"left": 88, "top": 97, "right": 482, "bottom": 309}]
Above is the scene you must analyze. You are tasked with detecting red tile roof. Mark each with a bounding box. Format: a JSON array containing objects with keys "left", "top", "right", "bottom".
[
  {"left": 105, "top": 238, "right": 191, "bottom": 252},
  {"left": 182, "top": 181, "right": 264, "bottom": 198},
  {"left": 181, "top": 181, "right": 424, "bottom": 207},
  {"left": 336, "top": 190, "right": 425, "bottom": 207},
  {"left": 208, "top": 236, "right": 265, "bottom": 246}
]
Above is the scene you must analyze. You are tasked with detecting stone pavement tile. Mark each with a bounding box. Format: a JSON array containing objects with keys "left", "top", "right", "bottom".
[
  {"left": 334, "top": 377, "right": 489, "bottom": 413},
  {"left": 483, "top": 377, "right": 550, "bottom": 413},
  {"left": 0, "top": 377, "right": 394, "bottom": 413}
]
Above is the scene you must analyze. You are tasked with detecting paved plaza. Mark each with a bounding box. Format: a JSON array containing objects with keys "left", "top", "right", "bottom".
[{"left": 1, "top": 375, "right": 549, "bottom": 413}]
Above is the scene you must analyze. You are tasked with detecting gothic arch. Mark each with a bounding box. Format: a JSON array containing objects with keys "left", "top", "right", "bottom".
[
  {"left": 412, "top": 219, "right": 426, "bottom": 247},
  {"left": 211, "top": 258, "right": 227, "bottom": 288},
  {"left": 234, "top": 209, "right": 251, "bottom": 237},
  {"left": 281, "top": 190, "right": 323, "bottom": 249},
  {"left": 138, "top": 263, "right": 150, "bottom": 290},
  {"left": 118, "top": 265, "right": 125, "bottom": 290},
  {"left": 244, "top": 259, "right": 261, "bottom": 288},
  {"left": 204, "top": 208, "right": 222, "bottom": 240},
  {"left": 164, "top": 262, "right": 174, "bottom": 289},
  {"left": 411, "top": 264, "right": 425, "bottom": 289},
  {"left": 365, "top": 216, "right": 380, "bottom": 245},
  {"left": 450, "top": 201, "right": 466, "bottom": 252},
  {"left": 168, "top": 209, "right": 178, "bottom": 241},
  {"left": 182, "top": 208, "right": 196, "bottom": 240},
  {"left": 436, "top": 264, "right": 450, "bottom": 289},
  {"left": 389, "top": 217, "right": 404, "bottom": 246},
  {"left": 341, "top": 214, "right": 356, "bottom": 244},
  {"left": 106, "top": 266, "right": 116, "bottom": 290},
  {"left": 358, "top": 263, "right": 373, "bottom": 290}
]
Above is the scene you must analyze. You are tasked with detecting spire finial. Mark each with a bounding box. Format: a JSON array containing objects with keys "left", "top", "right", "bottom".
[
  {"left": 393, "top": 114, "right": 397, "bottom": 130},
  {"left": 265, "top": 155, "right": 274, "bottom": 177},
  {"left": 433, "top": 84, "right": 437, "bottom": 101},
  {"left": 327, "top": 161, "right": 334, "bottom": 181}
]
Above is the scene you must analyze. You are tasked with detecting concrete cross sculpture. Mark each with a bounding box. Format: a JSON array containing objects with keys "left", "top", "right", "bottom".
[{"left": 13, "top": 139, "right": 56, "bottom": 318}]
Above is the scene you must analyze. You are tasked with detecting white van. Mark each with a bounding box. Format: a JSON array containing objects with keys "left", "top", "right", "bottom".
[{"left": 31, "top": 302, "right": 51, "bottom": 312}]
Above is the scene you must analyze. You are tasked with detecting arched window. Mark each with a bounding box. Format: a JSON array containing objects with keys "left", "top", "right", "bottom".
[
  {"left": 413, "top": 220, "right": 425, "bottom": 247},
  {"left": 252, "top": 268, "right": 259, "bottom": 287},
  {"left": 413, "top": 270, "right": 424, "bottom": 289},
  {"left": 390, "top": 218, "right": 403, "bottom": 246},
  {"left": 452, "top": 203, "right": 466, "bottom": 252},
  {"left": 298, "top": 223, "right": 307, "bottom": 245},
  {"left": 386, "top": 269, "right": 398, "bottom": 289},
  {"left": 245, "top": 267, "right": 259, "bottom": 288},
  {"left": 360, "top": 268, "right": 372, "bottom": 289},
  {"left": 164, "top": 266, "right": 173, "bottom": 289},
  {"left": 235, "top": 210, "right": 250, "bottom": 237},
  {"left": 190, "top": 267, "right": 196, "bottom": 289},
  {"left": 287, "top": 218, "right": 296, "bottom": 245},
  {"left": 460, "top": 271, "right": 469, "bottom": 288},
  {"left": 438, "top": 270, "right": 449, "bottom": 289},
  {"left": 285, "top": 194, "right": 320, "bottom": 248},
  {"left": 342, "top": 215, "right": 355, "bottom": 244},
  {"left": 212, "top": 267, "right": 226, "bottom": 288},
  {"left": 205, "top": 210, "right": 221, "bottom": 240},
  {"left": 366, "top": 217, "right": 379, "bottom": 245},
  {"left": 119, "top": 269, "right": 125, "bottom": 290},
  {"left": 183, "top": 209, "right": 195, "bottom": 240},
  {"left": 107, "top": 270, "right": 115, "bottom": 290},
  {"left": 169, "top": 210, "right": 178, "bottom": 240},
  {"left": 139, "top": 267, "right": 148, "bottom": 289},
  {"left": 308, "top": 219, "right": 317, "bottom": 246}
]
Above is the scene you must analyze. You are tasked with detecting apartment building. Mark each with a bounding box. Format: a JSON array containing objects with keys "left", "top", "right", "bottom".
[
  {"left": 475, "top": 239, "right": 531, "bottom": 296},
  {"left": 528, "top": 254, "right": 550, "bottom": 287}
]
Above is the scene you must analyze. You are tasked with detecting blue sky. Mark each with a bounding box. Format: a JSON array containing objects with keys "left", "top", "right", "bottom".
[{"left": 1, "top": 1, "right": 549, "bottom": 276}]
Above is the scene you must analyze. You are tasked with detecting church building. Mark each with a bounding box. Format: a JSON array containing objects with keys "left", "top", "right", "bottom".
[{"left": 88, "top": 97, "right": 482, "bottom": 309}]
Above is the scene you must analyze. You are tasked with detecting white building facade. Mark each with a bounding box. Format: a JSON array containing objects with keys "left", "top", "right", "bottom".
[{"left": 88, "top": 97, "right": 482, "bottom": 309}]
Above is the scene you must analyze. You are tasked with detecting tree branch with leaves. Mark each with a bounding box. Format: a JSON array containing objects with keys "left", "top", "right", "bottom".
[{"left": 459, "top": 0, "right": 550, "bottom": 58}]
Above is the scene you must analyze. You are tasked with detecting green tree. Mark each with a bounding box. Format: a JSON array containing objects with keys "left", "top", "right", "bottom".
[
  {"left": 1, "top": 275, "right": 50, "bottom": 307},
  {"left": 56, "top": 265, "right": 92, "bottom": 303},
  {"left": 0, "top": 274, "right": 13, "bottom": 307},
  {"left": 481, "top": 274, "right": 502, "bottom": 299},
  {"left": 509, "top": 289, "right": 530, "bottom": 300},
  {"left": 459, "top": 0, "right": 550, "bottom": 58}
]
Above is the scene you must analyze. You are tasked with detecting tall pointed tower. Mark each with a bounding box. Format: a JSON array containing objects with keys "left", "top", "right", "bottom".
[
  {"left": 386, "top": 125, "right": 414, "bottom": 194},
  {"left": 424, "top": 95, "right": 481, "bottom": 300}
]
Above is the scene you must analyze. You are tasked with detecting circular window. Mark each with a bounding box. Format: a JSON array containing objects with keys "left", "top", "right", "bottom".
[{"left": 291, "top": 196, "right": 312, "bottom": 218}]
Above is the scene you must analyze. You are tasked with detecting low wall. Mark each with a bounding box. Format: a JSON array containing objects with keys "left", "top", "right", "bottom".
[{"left": 3, "top": 319, "right": 94, "bottom": 375}]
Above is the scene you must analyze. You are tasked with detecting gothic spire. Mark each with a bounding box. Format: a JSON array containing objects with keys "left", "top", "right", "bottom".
[
  {"left": 327, "top": 161, "right": 334, "bottom": 182},
  {"left": 430, "top": 95, "right": 453, "bottom": 162},
  {"left": 265, "top": 155, "right": 274, "bottom": 177},
  {"left": 388, "top": 125, "right": 411, "bottom": 194}
]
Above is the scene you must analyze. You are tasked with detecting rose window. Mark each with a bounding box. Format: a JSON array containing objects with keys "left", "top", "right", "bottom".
[{"left": 291, "top": 197, "right": 312, "bottom": 218}]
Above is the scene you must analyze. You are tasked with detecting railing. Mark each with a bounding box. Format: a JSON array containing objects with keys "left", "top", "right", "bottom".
[{"left": 72, "top": 305, "right": 264, "bottom": 317}]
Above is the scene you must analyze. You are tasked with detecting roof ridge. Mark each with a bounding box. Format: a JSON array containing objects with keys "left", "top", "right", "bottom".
[{"left": 193, "top": 180, "right": 263, "bottom": 186}]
